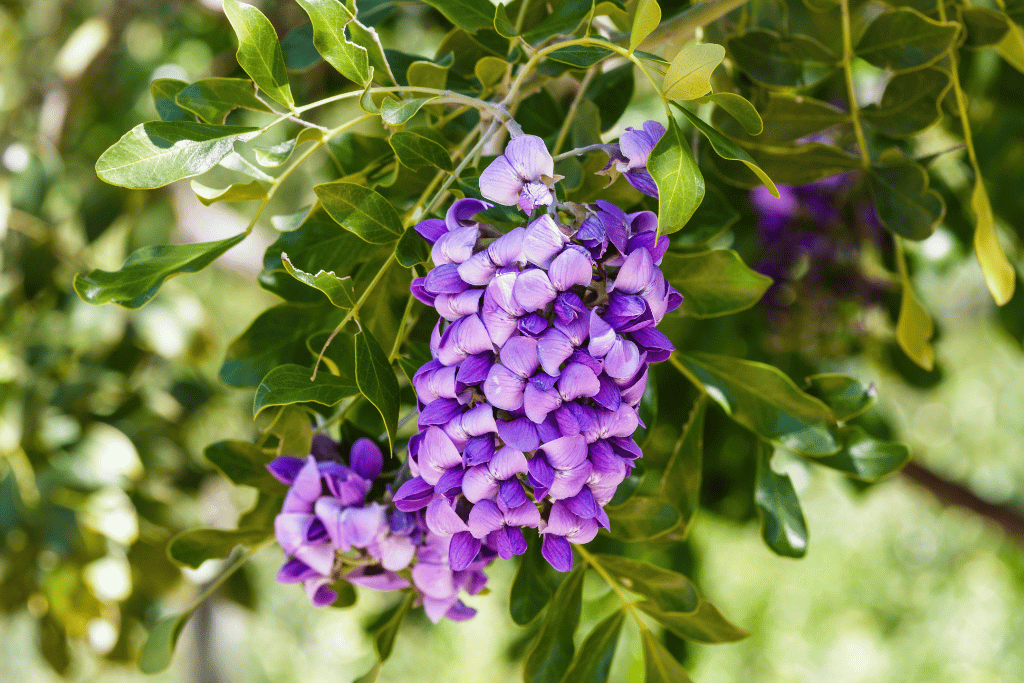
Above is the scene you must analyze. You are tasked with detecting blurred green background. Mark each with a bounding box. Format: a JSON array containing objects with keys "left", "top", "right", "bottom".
[{"left": 2, "top": 0, "right": 1023, "bottom": 681}]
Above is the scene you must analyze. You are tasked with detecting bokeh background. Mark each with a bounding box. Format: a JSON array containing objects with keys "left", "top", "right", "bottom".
[{"left": 2, "top": 1, "right": 1023, "bottom": 681}]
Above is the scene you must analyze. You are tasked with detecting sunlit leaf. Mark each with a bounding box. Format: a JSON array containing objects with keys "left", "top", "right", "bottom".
[
  {"left": 223, "top": 0, "right": 294, "bottom": 107},
  {"left": 641, "top": 630, "right": 693, "bottom": 683},
  {"left": 422, "top": 0, "right": 497, "bottom": 32},
  {"left": 315, "top": 181, "right": 403, "bottom": 244},
  {"left": 494, "top": 3, "right": 517, "bottom": 38},
  {"left": 650, "top": 115, "right": 704, "bottom": 235},
  {"left": 894, "top": 238, "right": 935, "bottom": 371},
  {"left": 971, "top": 177, "right": 1016, "bottom": 306},
  {"left": 675, "top": 104, "right": 778, "bottom": 197},
  {"left": 295, "top": 0, "right": 371, "bottom": 84},
  {"left": 804, "top": 374, "right": 876, "bottom": 422},
  {"left": 559, "top": 610, "right": 625, "bottom": 683},
  {"left": 697, "top": 91, "right": 763, "bottom": 135},
  {"left": 663, "top": 42, "right": 725, "bottom": 100},
  {"left": 281, "top": 253, "right": 356, "bottom": 308},
  {"left": 191, "top": 179, "right": 267, "bottom": 205},
  {"left": 380, "top": 97, "right": 436, "bottom": 125},
  {"left": 630, "top": 0, "right": 661, "bottom": 52},
  {"left": 253, "top": 128, "right": 324, "bottom": 168},
  {"left": 151, "top": 78, "right": 188, "bottom": 121},
  {"left": 355, "top": 325, "right": 399, "bottom": 452},
  {"left": 174, "top": 77, "right": 272, "bottom": 124},
  {"left": 813, "top": 426, "right": 911, "bottom": 481}
]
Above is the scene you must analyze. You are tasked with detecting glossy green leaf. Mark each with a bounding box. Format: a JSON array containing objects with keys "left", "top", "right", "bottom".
[
  {"left": 494, "top": 3, "right": 517, "bottom": 38},
  {"left": 314, "top": 181, "right": 403, "bottom": 244},
  {"left": 523, "top": 566, "right": 584, "bottom": 683},
  {"left": 814, "top": 426, "right": 910, "bottom": 481},
  {"left": 663, "top": 42, "right": 725, "bottom": 100},
  {"left": 295, "top": 0, "right": 371, "bottom": 84},
  {"left": 630, "top": 0, "right": 661, "bottom": 52},
  {"left": 755, "top": 442, "right": 808, "bottom": 558},
  {"left": 855, "top": 8, "right": 959, "bottom": 72},
  {"left": 641, "top": 630, "right": 693, "bottom": 683},
  {"left": 253, "top": 128, "right": 324, "bottom": 168},
  {"left": 204, "top": 440, "right": 282, "bottom": 492},
  {"left": 151, "top": 78, "right": 188, "bottom": 121},
  {"left": 523, "top": 0, "right": 594, "bottom": 43},
  {"left": 281, "top": 253, "right": 356, "bottom": 308},
  {"left": 407, "top": 59, "right": 450, "bottom": 91},
  {"left": 961, "top": 7, "right": 1010, "bottom": 49},
  {"left": 894, "top": 238, "right": 936, "bottom": 371},
  {"left": 191, "top": 179, "right": 267, "bottom": 205},
  {"left": 389, "top": 128, "right": 453, "bottom": 171},
  {"left": 659, "top": 394, "right": 707, "bottom": 540},
  {"left": 138, "top": 612, "right": 191, "bottom": 674},
  {"left": 697, "top": 91, "right": 763, "bottom": 135},
  {"left": 475, "top": 55, "right": 508, "bottom": 88},
  {"left": 95, "top": 121, "right": 258, "bottom": 189},
  {"left": 348, "top": 20, "right": 397, "bottom": 86},
  {"left": 174, "top": 77, "right": 272, "bottom": 124},
  {"left": 862, "top": 68, "right": 951, "bottom": 138},
  {"left": 638, "top": 600, "right": 749, "bottom": 644},
  {"left": 660, "top": 249, "right": 773, "bottom": 318},
  {"left": 167, "top": 528, "right": 269, "bottom": 569},
  {"left": 972, "top": 177, "right": 1016, "bottom": 306},
  {"left": 868, "top": 151, "right": 945, "bottom": 241},
  {"left": 220, "top": 149, "right": 275, "bottom": 181},
  {"left": 220, "top": 303, "right": 332, "bottom": 388},
  {"left": 396, "top": 227, "right": 430, "bottom": 268},
  {"left": 675, "top": 104, "right": 778, "bottom": 197},
  {"left": 327, "top": 578, "right": 357, "bottom": 608},
  {"left": 586, "top": 62, "right": 634, "bottom": 131},
  {"left": 804, "top": 374, "right": 876, "bottom": 422},
  {"left": 510, "top": 537, "right": 553, "bottom": 626},
  {"left": 282, "top": 23, "right": 321, "bottom": 71},
  {"left": 380, "top": 97, "right": 436, "bottom": 125},
  {"left": 546, "top": 45, "right": 613, "bottom": 68},
  {"left": 74, "top": 233, "right": 245, "bottom": 309},
  {"left": 591, "top": 555, "right": 699, "bottom": 613},
  {"left": 727, "top": 30, "right": 837, "bottom": 88},
  {"left": 223, "top": 0, "right": 293, "bottom": 107},
  {"left": 744, "top": 93, "right": 846, "bottom": 142},
  {"left": 422, "top": 0, "right": 496, "bottom": 32},
  {"left": 650, "top": 116, "right": 704, "bottom": 235},
  {"left": 559, "top": 609, "right": 625, "bottom": 683},
  {"left": 672, "top": 352, "right": 838, "bottom": 454},
  {"left": 355, "top": 326, "right": 399, "bottom": 452},
  {"left": 604, "top": 496, "right": 681, "bottom": 541},
  {"left": 374, "top": 593, "right": 414, "bottom": 661},
  {"left": 253, "top": 363, "right": 358, "bottom": 416}
]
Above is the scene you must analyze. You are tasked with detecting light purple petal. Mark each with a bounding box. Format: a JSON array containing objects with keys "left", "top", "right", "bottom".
[
  {"left": 522, "top": 214, "right": 567, "bottom": 268},
  {"left": 505, "top": 501, "right": 542, "bottom": 527},
  {"left": 496, "top": 525, "right": 528, "bottom": 559},
  {"left": 603, "top": 338, "right": 643, "bottom": 381},
  {"left": 540, "top": 434, "right": 589, "bottom": 470},
  {"left": 500, "top": 336, "right": 540, "bottom": 378},
  {"left": 377, "top": 534, "right": 416, "bottom": 571},
  {"left": 267, "top": 456, "right": 304, "bottom": 485},
  {"left": 342, "top": 503, "right": 386, "bottom": 548},
  {"left": 537, "top": 327, "right": 575, "bottom": 376},
  {"left": 462, "top": 464, "right": 499, "bottom": 503},
  {"left": 548, "top": 248, "right": 594, "bottom": 291},
  {"left": 496, "top": 418, "right": 540, "bottom": 452},
  {"left": 505, "top": 134, "right": 554, "bottom": 180},
  {"left": 393, "top": 476, "right": 434, "bottom": 511},
  {"left": 479, "top": 155, "right": 523, "bottom": 206},
  {"left": 414, "top": 218, "right": 447, "bottom": 244},
  {"left": 467, "top": 499, "right": 504, "bottom": 538},
  {"left": 412, "top": 561, "right": 457, "bottom": 600},
  {"left": 558, "top": 363, "right": 601, "bottom": 401},
  {"left": 513, "top": 268, "right": 557, "bottom": 312},
  {"left": 523, "top": 383, "right": 561, "bottom": 423},
  {"left": 588, "top": 310, "right": 616, "bottom": 358},
  {"left": 489, "top": 446, "right": 529, "bottom": 480},
  {"left": 486, "top": 270, "right": 526, "bottom": 315},
  {"left": 454, "top": 313, "right": 494, "bottom": 356},
  {"left": 483, "top": 363, "right": 527, "bottom": 411},
  {"left": 420, "top": 426, "right": 463, "bottom": 485},
  {"left": 426, "top": 496, "right": 469, "bottom": 536},
  {"left": 547, "top": 461, "right": 593, "bottom": 500},
  {"left": 612, "top": 247, "right": 654, "bottom": 294},
  {"left": 433, "top": 289, "right": 485, "bottom": 323},
  {"left": 292, "top": 456, "right": 322, "bottom": 504},
  {"left": 481, "top": 294, "right": 520, "bottom": 348},
  {"left": 293, "top": 542, "right": 335, "bottom": 576},
  {"left": 432, "top": 226, "right": 479, "bottom": 267},
  {"left": 487, "top": 227, "right": 526, "bottom": 267},
  {"left": 425, "top": 263, "right": 470, "bottom": 294},
  {"left": 346, "top": 567, "right": 411, "bottom": 591},
  {"left": 519, "top": 181, "right": 554, "bottom": 213},
  {"left": 564, "top": 487, "right": 598, "bottom": 519},
  {"left": 446, "top": 198, "right": 491, "bottom": 231},
  {"left": 275, "top": 512, "right": 314, "bottom": 554},
  {"left": 457, "top": 252, "right": 498, "bottom": 286}
]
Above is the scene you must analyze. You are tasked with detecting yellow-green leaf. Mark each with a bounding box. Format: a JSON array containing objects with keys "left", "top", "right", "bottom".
[
  {"left": 191, "top": 179, "right": 267, "bottom": 205},
  {"left": 663, "top": 42, "right": 725, "bottom": 100},
  {"left": 971, "top": 178, "right": 1016, "bottom": 306},
  {"left": 630, "top": 0, "right": 662, "bottom": 53},
  {"left": 895, "top": 237, "right": 935, "bottom": 371}
]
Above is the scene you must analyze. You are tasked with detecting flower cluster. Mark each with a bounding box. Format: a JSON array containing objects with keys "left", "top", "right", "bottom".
[
  {"left": 269, "top": 436, "right": 488, "bottom": 622},
  {"left": 400, "top": 131, "right": 680, "bottom": 572}
]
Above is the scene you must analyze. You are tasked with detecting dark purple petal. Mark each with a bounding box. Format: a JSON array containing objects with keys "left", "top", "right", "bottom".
[
  {"left": 564, "top": 487, "right": 598, "bottom": 519},
  {"left": 456, "top": 352, "right": 492, "bottom": 388},
  {"left": 630, "top": 326, "right": 674, "bottom": 362},
  {"left": 277, "top": 557, "right": 318, "bottom": 583},
  {"left": 418, "top": 398, "right": 463, "bottom": 427},
  {"left": 518, "top": 313, "right": 549, "bottom": 337},
  {"left": 496, "top": 525, "right": 528, "bottom": 559},
  {"left": 267, "top": 456, "right": 304, "bottom": 485},
  {"left": 446, "top": 198, "right": 491, "bottom": 231},
  {"left": 349, "top": 438, "right": 383, "bottom": 481},
  {"left": 425, "top": 263, "right": 470, "bottom": 294},
  {"left": 393, "top": 476, "right": 435, "bottom": 511},
  {"left": 449, "top": 531, "right": 482, "bottom": 571},
  {"left": 463, "top": 435, "right": 496, "bottom": 467},
  {"left": 346, "top": 566, "right": 411, "bottom": 591},
  {"left": 499, "top": 477, "right": 529, "bottom": 508},
  {"left": 528, "top": 456, "right": 555, "bottom": 489},
  {"left": 541, "top": 533, "right": 573, "bottom": 572},
  {"left": 624, "top": 168, "right": 659, "bottom": 198},
  {"left": 435, "top": 468, "right": 465, "bottom": 498},
  {"left": 414, "top": 218, "right": 448, "bottom": 244},
  {"left": 411, "top": 277, "right": 436, "bottom": 306},
  {"left": 445, "top": 600, "right": 478, "bottom": 622}
]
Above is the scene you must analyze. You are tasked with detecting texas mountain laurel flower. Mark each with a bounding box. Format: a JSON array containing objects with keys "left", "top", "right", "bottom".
[{"left": 398, "top": 129, "right": 680, "bottom": 573}]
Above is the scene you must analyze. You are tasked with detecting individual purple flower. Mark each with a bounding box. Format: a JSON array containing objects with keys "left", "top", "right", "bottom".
[
  {"left": 479, "top": 135, "right": 556, "bottom": 213},
  {"left": 613, "top": 120, "right": 665, "bottom": 198}
]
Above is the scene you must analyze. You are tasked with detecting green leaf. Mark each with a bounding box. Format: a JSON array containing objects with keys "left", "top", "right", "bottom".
[
  {"left": 138, "top": 612, "right": 191, "bottom": 674},
  {"left": 814, "top": 426, "right": 910, "bottom": 481},
  {"left": 659, "top": 394, "right": 707, "bottom": 540},
  {"left": 389, "top": 128, "right": 453, "bottom": 171},
  {"left": 804, "top": 374, "right": 876, "bottom": 422},
  {"left": 266, "top": 405, "right": 314, "bottom": 457},
  {"left": 191, "top": 179, "right": 268, "bottom": 205},
  {"left": 328, "top": 578, "right": 357, "bottom": 608},
  {"left": 475, "top": 55, "right": 509, "bottom": 88},
  {"left": 523, "top": 0, "right": 595, "bottom": 43},
  {"left": 735, "top": 142, "right": 863, "bottom": 185},
  {"left": 868, "top": 150, "right": 945, "bottom": 241},
  {"left": 638, "top": 600, "right": 749, "bottom": 644},
  {"left": 174, "top": 77, "right": 272, "bottom": 124},
  {"left": 641, "top": 630, "right": 693, "bottom": 683},
  {"left": 95, "top": 121, "right": 258, "bottom": 189},
  {"left": 281, "top": 253, "right": 356, "bottom": 308},
  {"left": 374, "top": 593, "right": 414, "bottom": 661},
  {"left": 604, "top": 496, "right": 681, "bottom": 541},
  {"left": 855, "top": 8, "right": 959, "bottom": 72},
  {"left": 862, "top": 68, "right": 951, "bottom": 138},
  {"left": 672, "top": 352, "right": 838, "bottom": 454},
  {"left": 239, "top": 491, "right": 286, "bottom": 529},
  {"left": 253, "top": 364, "right": 359, "bottom": 416},
  {"left": 396, "top": 226, "right": 430, "bottom": 268},
  {"left": 586, "top": 62, "right": 634, "bottom": 132},
  {"left": 670, "top": 183, "right": 739, "bottom": 248},
  {"left": 727, "top": 30, "right": 837, "bottom": 88},
  {"left": 510, "top": 537, "right": 553, "bottom": 626},
  {"left": 559, "top": 609, "right": 625, "bottom": 683},
  {"left": 355, "top": 326, "right": 400, "bottom": 452},
  {"left": 380, "top": 97, "right": 436, "bottom": 125},
  {"left": 960, "top": 7, "right": 1010, "bottom": 49},
  {"left": 407, "top": 59, "right": 450, "bottom": 91},
  {"left": 590, "top": 555, "right": 699, "bottom": 613},
  {"left": 894, "top": 238, "right": 935, "bottom": 371},
  {"left": 674, "top": 104, "right": 778, "bottom": 197},
  {"left": 353, "top": 662, "right": 382, "bottom": 683},
  {"left": 282, "top": 23, "right": 322, "bottom": 71},
  {"left": 151, "top": 79, "right": 188, "bottom": 121},
  {"left": 348, "top": 20, "right": 397, "bottom": 86},
  {"left": 755, "top": 441, "right": 808, "bottom": 558},
  {"left": 295, "top": 0, "right": 371, "bottom": 84},
  {"left": 204, "top": 440, "right": 283, "bottom": 492},
  {"left": 743, "top": 93, "right": 846, "bottom": 142},
  {"left": 422, "top": 0, "right": 496, "bottom": 32},
  {"left": 660, "top": 249, "right": 773, "bottom": 318},
  {"left": 630, "top": 0, "right": 661, "bottom": 52},
  {"left": 546, "top": 45, "right": 613, "bottom": 68},
  {"left": 650, "top": 116, "right": 704, "bottom": 236},
  {"left": 38, "top": 613, "right": 70, "bottom": 675},
  {"left": 663, "top": 42, "right": 725, "bottom": 100},
  {"left": 167, "top": 528, "right": 269, "bottom": 569},
  {"left": 523, "top": 566, "right": 585, "bottom": 683},
  {"left": 223, "top": 0, "right": 293, "bottom": 107},
  {"left": 494, "top": 3, "right": 517, "bottom": 38},
  {"left": 74, "top": 233, "right": 245, "bottom": 309},
  {"left": 315, "top": 181, "right": 403, "bottom": 244},
  {"left": 253, "top": 127, "right": 324, "bottom": 167},
  {"left": 972, "top": 177, "right": 1016, "bottom": 306},
  {"left": 697, "top": 91, "right": 763, "bottom": 135}
]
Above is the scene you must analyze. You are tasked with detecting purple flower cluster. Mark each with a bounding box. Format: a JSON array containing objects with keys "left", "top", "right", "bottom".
[
  {"left": 401, "top": 131, "right": 680, "bottom": 572},
  {"left": 269, "top": 436, "right": 487, "bottom": 622}
]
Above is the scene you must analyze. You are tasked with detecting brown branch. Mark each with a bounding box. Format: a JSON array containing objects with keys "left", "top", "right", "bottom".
[{"left": 900, "top": 461, "right": 1024, "bottom": 544}]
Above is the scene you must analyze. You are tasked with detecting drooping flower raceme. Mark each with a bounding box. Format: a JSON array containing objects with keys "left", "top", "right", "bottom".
[
  {"left": 269, "top": 435, "right": 487, "bottom": 622},
  {"left": 401, "top": 126, "right": 680, "bottom": 573}
]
